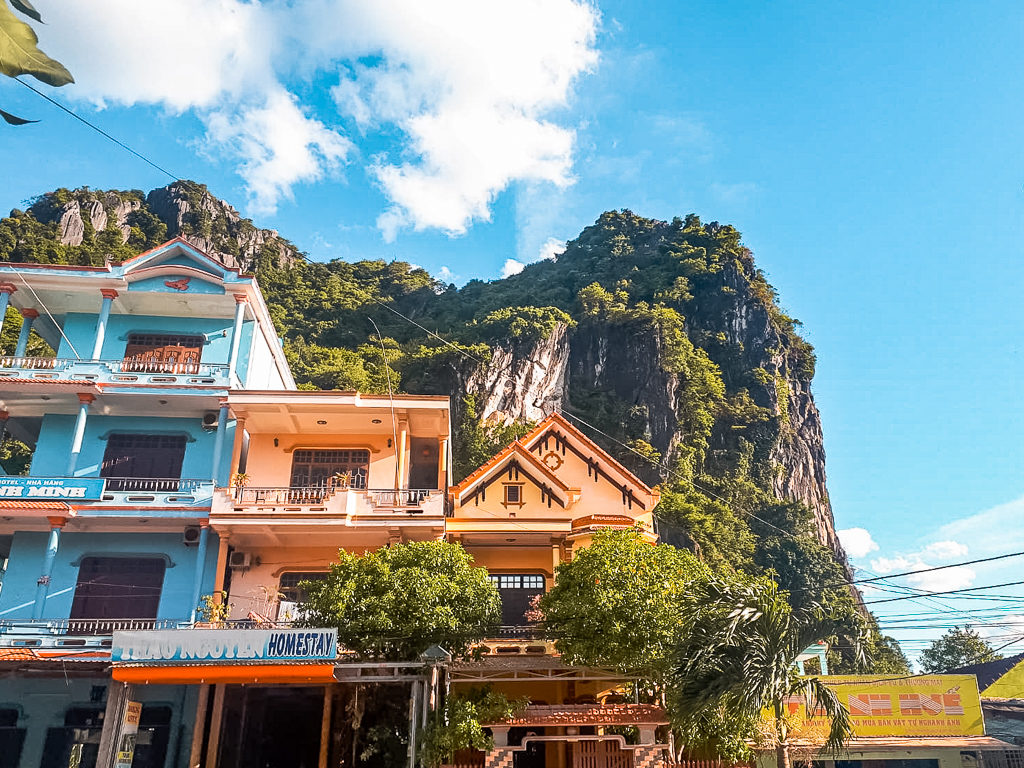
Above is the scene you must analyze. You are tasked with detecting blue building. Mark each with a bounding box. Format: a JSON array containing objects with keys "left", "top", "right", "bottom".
[{"left": 0, "top": 239, "right": 294, "bottom": 768}]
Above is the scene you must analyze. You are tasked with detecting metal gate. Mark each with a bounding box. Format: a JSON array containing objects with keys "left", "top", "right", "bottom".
[{"left": 571, "top": 740, "right": 634, "bottom": 768}]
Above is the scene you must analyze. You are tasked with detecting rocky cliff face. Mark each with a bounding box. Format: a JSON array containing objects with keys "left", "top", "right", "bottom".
[
  {"left": 4, "top": 181, "right": 299, "bottom": 269},
  {"left": 145, "top": 183, "right": 299, "bottom": 270}
]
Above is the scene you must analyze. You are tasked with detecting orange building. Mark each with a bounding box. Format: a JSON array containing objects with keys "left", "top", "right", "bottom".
[{"left": 447, "top": 413, "right": 672, "bottom": 768}]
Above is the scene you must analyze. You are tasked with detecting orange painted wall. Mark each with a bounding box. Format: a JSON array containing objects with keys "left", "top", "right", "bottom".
[{"left": 243, "top": 432, "right": 399, "bottom": 488}]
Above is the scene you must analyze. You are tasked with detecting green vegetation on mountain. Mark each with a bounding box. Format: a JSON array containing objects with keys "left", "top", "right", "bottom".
[{"left": 0, "top": 183, "right": 904, "bottom": 676}]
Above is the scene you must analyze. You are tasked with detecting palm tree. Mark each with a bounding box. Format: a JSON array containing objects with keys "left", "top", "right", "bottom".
[{"left": 669, "top": 577, "right": 858, "bottom": 768}]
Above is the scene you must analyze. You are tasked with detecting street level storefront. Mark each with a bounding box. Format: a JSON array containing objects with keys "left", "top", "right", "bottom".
[
  {"left": 755, "top": 675, "right": 1022, "bottom": 768},
  {"left": 110, "top": 628, "right": 340, "bottom": 768}
]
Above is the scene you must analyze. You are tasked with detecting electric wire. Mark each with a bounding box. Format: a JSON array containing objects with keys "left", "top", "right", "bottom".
[{"left": 16, "top": 78, "right": 181, "bottom": 182}]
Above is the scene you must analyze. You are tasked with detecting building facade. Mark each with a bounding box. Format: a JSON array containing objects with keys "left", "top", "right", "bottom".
[{"left": 0, "top": 239, "right": 292, "bottom": 768}]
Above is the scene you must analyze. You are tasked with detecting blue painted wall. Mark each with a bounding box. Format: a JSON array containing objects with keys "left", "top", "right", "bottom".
[
  {"left": 30, "top": 414, "right": 235, "bottom": 481},
  {"left": 57, "top": 313, "right": 258, "bottom": 382},
  {"left": 0, "top": 678, "right": 199, "bottom": 768},
  {"left": 0, "top": 531, "right": 219, "bottom": 621}
]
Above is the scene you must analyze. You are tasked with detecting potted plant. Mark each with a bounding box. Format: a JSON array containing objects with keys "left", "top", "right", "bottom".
[{"left": 195, "top": 591, "right": 231, "bottom": 627}]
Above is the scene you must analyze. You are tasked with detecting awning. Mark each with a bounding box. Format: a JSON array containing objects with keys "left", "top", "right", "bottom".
[{"left": 112, "top": 663, "right": 336, "bottom": 685}]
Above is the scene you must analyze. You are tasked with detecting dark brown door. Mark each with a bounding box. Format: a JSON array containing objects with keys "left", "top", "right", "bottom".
[
  {"left": 572, "top": 741, "right": 634, "bottom": 768},
  {"left": 123, "top": 334, "right": 203, "bottom": 373},
  {"left": 408, "top": 438, "right": 440, "bottom": 489},
  {"left": 490, "top": 574, "right": 546, "bottom": 627},
  {"left": 289, "top": 449, "right": 370, "bottom": 490},
  {"left": 101, "top": 433, "right": 186, "bottom": 490},
  {"left": 69, "top": 557, "right": 165, "bottom": 622}
]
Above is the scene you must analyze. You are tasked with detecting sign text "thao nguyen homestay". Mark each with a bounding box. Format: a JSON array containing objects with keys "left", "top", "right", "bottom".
[{"left": 110, "top": 628, "right": 338, "bottom": 663}]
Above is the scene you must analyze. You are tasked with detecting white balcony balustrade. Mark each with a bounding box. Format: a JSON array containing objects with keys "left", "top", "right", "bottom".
[{"left": 0, "top": 356, "right": 232, "bottom": 386}]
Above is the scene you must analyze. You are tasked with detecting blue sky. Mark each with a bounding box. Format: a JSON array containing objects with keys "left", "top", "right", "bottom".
[{"left": 3, "top": 0, "right": 1024, "bottom": 660}]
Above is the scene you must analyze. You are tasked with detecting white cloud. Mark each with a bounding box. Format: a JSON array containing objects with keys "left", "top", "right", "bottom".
[
  {"left": 538, "top": 237, "right": 567, "bottom": 261},
  {"left": 838, "top": 527, "right": 879, "bottom": 559},
  {"left": 501, "top": 259, "right": 525, "bottom": 278},
  {"left": 922, "top": 540, "right": 969, "bottom": 560},
  {"left": 35, "top": 0, "right": 599, "bottom": 226},
  {"left": 436, "top": 266, "right": 457, "bottom": 284},
  {"left": 870, "top": 554, "right": 976, "bottom": 594}
]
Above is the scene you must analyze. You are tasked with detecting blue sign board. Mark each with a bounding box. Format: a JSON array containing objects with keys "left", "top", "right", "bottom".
[
  {"left": 111, "top": 628, "right": 338, "bottom": 663},
  {"left": 0, "top": 476, "right": 106, "bottom": 501}
]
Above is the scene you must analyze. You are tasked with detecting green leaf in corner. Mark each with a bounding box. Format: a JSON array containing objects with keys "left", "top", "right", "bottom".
[
  {"left": 10, "top": 0, "right": 42, "bottom": 24},
  {"left": 1, "top": 106, "right": 38, "bottom": 124},
  {"left": 0, "top": 2, "right": 74, "bottom": 86}
]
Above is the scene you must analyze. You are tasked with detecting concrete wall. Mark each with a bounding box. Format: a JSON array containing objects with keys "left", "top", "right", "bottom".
[
  {"left": 31, "top": 414, "right": 235, "bottom": 482},
  {"left": 0, "top": 677, "right": 199, "bottom": 768},
  {"left": 243, "top": 432, "right": 399, "bottom": 488},
  {"left": 0, "top": 531, "right": 219, "bottom": 621},
  {"left": 57, "top": 313, "right": 236, "bottom": 364}
]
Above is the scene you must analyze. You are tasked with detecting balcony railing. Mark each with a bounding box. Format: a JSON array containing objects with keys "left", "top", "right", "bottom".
[
  {"left": 369, "top": 488, "right": 434, "bottom": 507},
  {"left": 102, "top": 477, "right": 207, "bottom": 493},
  {"left": 0, "top": 618, "right": 180, "bottom": 645},
  {"left": 0, "top": 356, "right": 230, "bottom": 385},
  {"left": 234, "top": 486, "right": 337, "bottom": 505}
]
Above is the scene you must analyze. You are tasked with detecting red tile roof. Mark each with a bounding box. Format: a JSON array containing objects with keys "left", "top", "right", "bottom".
[
  {"left": 0, "top": 648, "right": 40, "bottom": 661},
  {"left": 485, "top": 704, "right": 669, "bottom": 727},
  {"left": 571, "top": 514, "right": 637, "bottom": 530},
  {"left": 0, "top": 500, "right": 70, "bottom": 511}
]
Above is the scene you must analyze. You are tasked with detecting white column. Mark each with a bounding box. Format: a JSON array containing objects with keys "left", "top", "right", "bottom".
[
  {"left": 227, "top": 295, "right": 247, "bottom": 383},
  {"left": 66, "top": 393, "right": 94, "bottom": 475},
  {"left": 14, "top": 308, "right": 38, "bottom": 356},
  {"left": 90, "top": 289, "right": 118, "bottom": 360}
]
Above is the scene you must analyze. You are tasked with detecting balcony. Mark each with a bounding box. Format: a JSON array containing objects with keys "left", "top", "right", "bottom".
[
  {"left": 0, "top": 356, "right": 233, "bottom": 387},
  {"left": 0, "top": 618, "right": 181, "bottom": 651},
  {"left": 0, "top": 476, "right": 215, "bottom": 515},
  {"left": 212, "top": 485, "right": 446, "bottom": 527}
]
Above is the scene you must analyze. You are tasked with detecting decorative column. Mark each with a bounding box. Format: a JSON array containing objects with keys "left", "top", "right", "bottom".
[
  {"left": 0, "top": 283, "right": 16, "bottom": 341},
  {"left": 395, "top": 418, "right": 409, "bottom": 489},
  {"left": 14, "top": 308, "right": 38, "bottom": 357},
  {"left": 32, "top": 516, "right": 66, "bottom": 619},
  {"left": 66, "top": 393, "right": 94, "bottom": 475},
  {"left": 437, "top": 436, "right": 449, "bottom": 490},
  {"left": 188, "top": 523, "right": 211, "bottom": 623},
  {"left": 227, "top": 294, "right": 248, "bottom": 383},
  {"left": 210, "top": 401, "right": 230, "bottom": 487},
  {"left": 90, "top": 289, "right": 118, "bottom": 360}
]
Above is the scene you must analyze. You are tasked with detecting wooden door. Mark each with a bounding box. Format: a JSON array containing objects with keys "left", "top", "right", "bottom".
[{"left": 123, "top": 334, "right": 203, "bottom": 373}]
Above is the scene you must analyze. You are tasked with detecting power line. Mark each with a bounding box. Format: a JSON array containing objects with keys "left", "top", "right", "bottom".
[
  {"left": 16, "top": 78, "right": 181, "bottom": 182},
  {"left": 864, "top": 579, "right": 1024, "bottom": 606},
  {"left": 853, "top": 551, "right": 1024, "bottom": 586}
]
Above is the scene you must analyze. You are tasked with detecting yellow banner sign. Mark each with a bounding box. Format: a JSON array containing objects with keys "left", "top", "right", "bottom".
[{"left": 784, "top": 675, "right": 984, "bottom": 738}]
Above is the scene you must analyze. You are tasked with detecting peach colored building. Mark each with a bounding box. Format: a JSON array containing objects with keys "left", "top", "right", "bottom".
[{"left": 447, "top": 413, "right": 672, "bottom": 768}]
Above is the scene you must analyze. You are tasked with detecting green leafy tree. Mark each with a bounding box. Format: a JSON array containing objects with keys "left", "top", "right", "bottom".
[
  {"left": 1, "top": 0, "right": 73, "bottom": 125},
  {"left": 419, "top": 689, "right": 527, "bottom": 768},
  {"left": 539, "top": 527, "right": 707, "bottom": 677},
  {"left": 919, "top": 626, "right": 1002, "bottom": 673},
  {"left": 299, "top": 539, "right": 500, "bottom": 660},
  {"left": 669, "top": 577, "right": 857, "bottom": 767},
  {"left": 0, "top": 437, "right": 31, "bottom": 475}
]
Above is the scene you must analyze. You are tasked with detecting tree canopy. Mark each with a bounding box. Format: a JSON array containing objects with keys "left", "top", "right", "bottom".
[
  {"left": 539, "top": 527, "right": 707, "bottom": 677},
  {"left": 299, "top": 540, "right": 501, "bottom": 660},
  {"left": 919, "top": 626, "right": 1002, "bottom": 673}
]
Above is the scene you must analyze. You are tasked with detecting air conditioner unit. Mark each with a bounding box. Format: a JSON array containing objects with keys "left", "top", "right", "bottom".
[
  {"left": 183, "top": 526, "right": 201, "bottom": 546},
  {"left": 202, "top": 412, "right": 220, "bottom": 430},
  {"left": 228, "top": 551, "right": 251, "bottom": 569}
]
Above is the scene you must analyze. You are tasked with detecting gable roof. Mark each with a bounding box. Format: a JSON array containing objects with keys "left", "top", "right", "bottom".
[
  {"left": 450, "top": 440, "right": 580, "bottom": 508},
  {"left": 519, "top": 412, "right": 657, "bottom": 499},
  {"left": 946, "top": 651, "right": 1024, "bottom": 690},
  {"left": 449, "top": 412, "right": 659, "bottom": 510}
]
